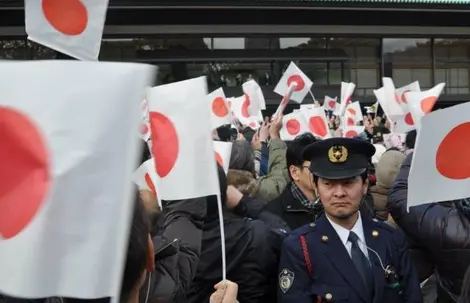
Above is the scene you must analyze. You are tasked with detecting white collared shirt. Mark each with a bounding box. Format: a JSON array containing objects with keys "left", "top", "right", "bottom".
[{"left": 326, "top": 213, "right": 369, "bottom": 259}]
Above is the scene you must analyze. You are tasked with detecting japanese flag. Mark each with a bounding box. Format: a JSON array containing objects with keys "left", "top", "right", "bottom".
[
  {"left": 396, "top": 81, "right": 421, "bottom": 110},
  {"left": 0, "top": 61, "right": 155, "bottom": 298},
  {"left": 147, "top": 76, "right": 219, "bottom": 200},
  {"left": 343, "top": 126, "right": 365, "bottom": 138},
  {"left": 343, "top": 101, "right": 363, "bottom": 126},
  {"left": 280, "top": 112, "right": 308, "bottom": 141},
  {"left": 375, "top": 78, "right": 405, "bottom": 121},
  {"left": 323, "top": 96, "right": 338, "bottom": 111},
  {"left": 274, "top": 61, "right": 313, "bottom": 103},
  {"left": 25, "top": 0, "right": 109, "bottom": 61},
  {"left": 243, "top": 80, "right": 266, "bottom": 113},
  {"left": 301, "top": 107, "right": 331, "bottom": 139},
  {"left": 339, "top": 82, "right": 356, "bottom": 117},
  {"left": 406, "top": 83, "right": 445, "bottom": 130},
  {"left": 214, "top": 141, "right": 233, "bottom": 174},
  {"left": 208, "top": 88, "right": 231, "bottom": 130},
  {"left": 408, "top": 102, "right": 470, "bottom": 209}
]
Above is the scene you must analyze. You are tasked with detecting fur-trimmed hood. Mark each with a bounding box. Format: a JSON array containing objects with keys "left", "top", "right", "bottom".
[{"left": 227, "top": 169, "right": 259, "bottom": 197}]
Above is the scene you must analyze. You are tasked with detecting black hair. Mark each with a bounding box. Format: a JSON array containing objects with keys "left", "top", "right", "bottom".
[
  {"left": 286, "top": 133, "right": 319, "bottom": 179},
  {"left": 140, "top": 141, "right": 151, "bottom": 166},
  {"left": 216, "top": 125, "right": 231, "bottom": 142},
  {"left": 405, "top": 130, "right": 417, "bottom": 149},
  {"left": 229, "top": 140, "right": 256, "bottom": 177},
  {"left": 120, "top": 191, "right": 151, "bottom": 302}
]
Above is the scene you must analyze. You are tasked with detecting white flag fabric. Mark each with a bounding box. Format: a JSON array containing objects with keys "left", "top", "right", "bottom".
[
  {"left": 0, "top": 61, "right": 155, "bottom": 298},
  {"left": 280, "top": 112, "right": 308, "bottom": 141},
  {"left": 243, "top": 80, "right": 266, "bottom": 112},
  {"left": 25, "top": 0, "right": 109, "bottom": 60},
  {"left": 301, "top": 107, "right": 331, "bottom": 139},
  {"left": 214, "top": 141, "right": 233, "bottom": 174},
  {"left": 147, "top": 77, "right": 219, "bottom": 200},
  {"left": 408, "top": 102, "right": 470, "bottom": 209}
]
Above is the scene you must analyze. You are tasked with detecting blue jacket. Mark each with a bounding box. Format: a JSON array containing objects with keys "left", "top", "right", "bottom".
[{"left": 277, "top": 214, "right": 422, "bottom": 303}]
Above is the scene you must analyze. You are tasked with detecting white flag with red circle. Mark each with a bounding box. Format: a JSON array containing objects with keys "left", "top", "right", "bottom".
[
  {"left": 274, "top": 61, "right": 313, "bottom": 103},
  {"left": 243, "top": 80, "right": 266, "bottom": 113},
  {"left": 132, "top": 158, "right": 159, "bottom": 205},
  {"left": 208, "top": 88, "right": 231, "bottom": 130},
  {"left": 323, "top": 96, "right": 338, "bottom": 111},
  {"left": 396, "top": 81, "right": 421, "bottom": 111},
  {"left": 147, "top": 76, "right": 219, "bottom": 200},
  {"left": 408, "top": 101, "right": 470, "bottom": 209},
  {"left": 375, "top": 78, "right": 405, "bottom": 122},
  {"left": 0, "top": 61, "right": 155, "bottom": 298},
  {"left": 339, "top": 82, "right": 356, "bottom": 117},
  {"left": 343, "top": 101, "right": 363, "bottom": 127},
  {"left": 406, "top": 83, "right": 445, "bottom": 131},
  {"left": 301, "top": 107, "right": 331, "bottom": 139},
  {"left": 214, "top": 141, "right": 232, "bottom": 174},
  {"left": 343, "top": 126, "right": 365, "bottom": 138},
  {"left": 280, "top": 112, "right": 308, "bottom": 141},
  {"left": 25, "top": 0, "right": 109, "bottom": 61}
]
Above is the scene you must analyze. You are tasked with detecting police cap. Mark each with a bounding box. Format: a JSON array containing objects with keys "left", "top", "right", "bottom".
[{"left": 302, "top": 137, "right": 375, "bottom": 180}]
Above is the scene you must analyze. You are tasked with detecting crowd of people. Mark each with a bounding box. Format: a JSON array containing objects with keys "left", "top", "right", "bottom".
[{"left": 3, "top": 111, "right": 470, "bottom": 303}]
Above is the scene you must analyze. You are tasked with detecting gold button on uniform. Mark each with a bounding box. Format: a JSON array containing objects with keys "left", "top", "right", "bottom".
[
  {"left": 325, "top": 293, "right": 333, "bottom": 301},
  {"left": 372, "top": 230, "right": 379, "bottom": 237},
  {"left": 321, "top": 235, "right": 329, "bottom": 242}
]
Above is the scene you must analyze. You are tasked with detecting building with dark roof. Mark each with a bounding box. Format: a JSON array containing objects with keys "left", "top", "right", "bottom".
[{"left": 1, "top": 0, "right": 470, "bottom": 113}]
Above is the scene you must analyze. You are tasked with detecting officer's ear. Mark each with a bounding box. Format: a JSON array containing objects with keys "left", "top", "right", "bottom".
[{"left": 362, "top": 177, "right": 369, "bottom": 196}]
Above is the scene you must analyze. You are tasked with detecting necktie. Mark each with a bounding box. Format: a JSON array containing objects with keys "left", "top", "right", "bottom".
[{"left": 348, "top": 231, "right": 374, "bottom": 298}]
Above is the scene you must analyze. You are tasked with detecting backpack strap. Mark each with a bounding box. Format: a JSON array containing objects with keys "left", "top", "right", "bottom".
[{"left": 300, "top": 234, "right": 322, "bottom": 303}]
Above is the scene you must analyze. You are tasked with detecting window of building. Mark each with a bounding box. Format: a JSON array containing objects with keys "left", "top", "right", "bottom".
[
  {"left": 328, "top": 38, "right": 380, "bottom": 96},
  {"left": 382, "top": 38, "right": 432, "bottom": 90},
  {"left": 434, "top": 39, "right": 470, "bottom": 94}
]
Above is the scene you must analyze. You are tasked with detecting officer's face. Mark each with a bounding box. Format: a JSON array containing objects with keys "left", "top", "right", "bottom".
[{"left": 316, "top": 176, "right": 368, "bottom": 219}]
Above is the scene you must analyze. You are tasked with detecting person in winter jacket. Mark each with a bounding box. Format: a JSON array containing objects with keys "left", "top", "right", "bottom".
[
  {"left": 388, "top": 152, "right": 470, "bottom": 302},
  {"left": 185, "top": 164, "right": 287, "bottom": 303}
]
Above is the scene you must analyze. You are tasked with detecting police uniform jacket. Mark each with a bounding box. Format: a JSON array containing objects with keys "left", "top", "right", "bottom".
[{"left": 277, "top": 214, "right": 423, "bottom": 303}]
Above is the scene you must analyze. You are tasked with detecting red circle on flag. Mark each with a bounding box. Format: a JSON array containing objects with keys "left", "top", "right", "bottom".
[
  {"left": 0, "top": 106, "right": 51, "bottom": 240},
  {"left": 212, "top": 97, "right": 229, "bottom": 118},
  {"left": 140, "top": 123, "right": 149, "bottom": 135},
  {"left": 401, "top": 90, "right": 410, "bottom": 103},
  {"left": 144, "top": 173, "right": 157, "bottom": 197},
  {"left": 404, "top": 113, "right": 415, "bottom": 126},
  {"left": 149, "top": 112, "right": 179, "bottom": 178},
  {"left": 287, "top": 75, "right": 305, "bottom": 91},
  {"left": 347, "top": 117, "right": 355, "bottom": 126},
  {"left": 328, "top": 100, "right": 336, "bottom": 109},
  {"left": 347, "top": 108, "right": 356, "bottom": 116},
  {"left": 42, "top": 0, "right": 88, "bottom": 36},
  {"left": 241, "top": 94, "right": 250, "bottom": 118},
  {"left": 286, "top": 119, "right": 300, "bottom": 135},
  {"left": 345, "top": 130, "right": 358, "bottom": 138},
  {"left": 421, "top": 96, "right": 437, "bottom": 113},
  {"left": 215, "top": 152, "right": 224, "bottom": 168},
  {"left": 309, "top": 116, "right": 328, "bottom": 137},
  {"left": 436, "top": 122, "right": 470, "bottom": 180}
]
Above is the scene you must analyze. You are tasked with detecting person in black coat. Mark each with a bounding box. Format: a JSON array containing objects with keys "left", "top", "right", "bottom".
[
  {"left": 185, "top": 164, "right": 287, "bottom": 303},
  {"left": 388, "top": 152, "right": 470, "bottom": 303}
]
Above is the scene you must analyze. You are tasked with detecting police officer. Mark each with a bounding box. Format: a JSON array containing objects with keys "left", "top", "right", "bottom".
[{"left": 277, "top": 138, "right": 422, "bottom": 303}]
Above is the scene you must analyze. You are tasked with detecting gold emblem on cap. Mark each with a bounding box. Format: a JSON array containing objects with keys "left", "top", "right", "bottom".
[
  {"left": 372, "top": 230, "right": 379, "bottom": 237},
  {"left": 325, "top": 293, "right": 333, "bottom": 300},
  {"left": 328, "top": 145, "right": 348, "bottom": 163},
  {"left": 321, "top": 235, "right": 329, "bottom": 242}
]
